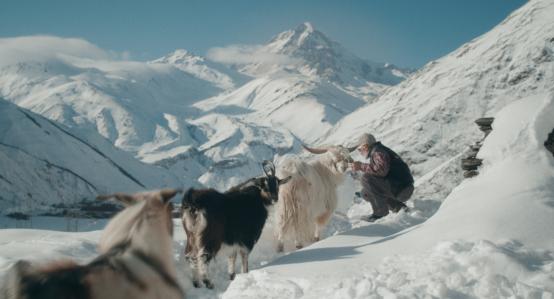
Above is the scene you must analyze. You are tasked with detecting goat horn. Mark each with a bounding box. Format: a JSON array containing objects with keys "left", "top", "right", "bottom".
[
  {"left": 302, "top": 144, "right": 328, "bottom": 154},
  {"left": 347, "top": 145, "right": 359, "bottom": 152}
]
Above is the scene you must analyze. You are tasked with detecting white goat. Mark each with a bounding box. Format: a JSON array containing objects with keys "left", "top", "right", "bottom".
[
  {"left": 275, "top": 145, "right": 354, "bottom": 251},
  {"left": 1, "top": 189, "right": 184, "bottom": 299}
]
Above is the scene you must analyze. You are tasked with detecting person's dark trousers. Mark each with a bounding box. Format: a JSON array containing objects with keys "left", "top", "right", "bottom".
[{"left": 361, "top": 173, "right": 414, "bottom": 217}]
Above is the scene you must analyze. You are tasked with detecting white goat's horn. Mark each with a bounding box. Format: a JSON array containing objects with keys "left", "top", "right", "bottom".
[
  {"left": 347, "top": 145, "right": 358, "bottom": 152},
  {"left": 302, "top": 144, "right": 328, "bottom": 154}
]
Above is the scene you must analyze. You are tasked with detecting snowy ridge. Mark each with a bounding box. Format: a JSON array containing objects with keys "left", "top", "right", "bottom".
[
  {"left": 193, "top": 72, "right": 366, "bottom": 143},
  {"left": 325, "top": 0, "right": 554, "bottom": 194},
  {"left": 160, "top": 113, "right": 295, "bottom": 191},
  {"left": 0, "top": 99, "right": 180, "bottom": 213},
  {"left": 0, "top": 37, "right": 221, "bottom": 157},
  {"left": 150, "top": 49, "right": 249, "bottom": 90},
  {"left": 239, "top": 22, "right": 409, "bottom": 88}
]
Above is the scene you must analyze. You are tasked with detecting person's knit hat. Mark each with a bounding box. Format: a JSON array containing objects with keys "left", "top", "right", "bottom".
[{"left": 358, "top": 133, "right": 376, "bottom": 146}]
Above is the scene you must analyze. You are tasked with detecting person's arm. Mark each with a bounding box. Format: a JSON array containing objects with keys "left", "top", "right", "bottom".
[{"left": 358, "top": 151, "right": 390, "bottom": 177}]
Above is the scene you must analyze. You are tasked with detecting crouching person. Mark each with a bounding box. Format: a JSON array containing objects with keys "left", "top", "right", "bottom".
[{"left": 351, "top": 133, "right": 414, "bottom": 222}]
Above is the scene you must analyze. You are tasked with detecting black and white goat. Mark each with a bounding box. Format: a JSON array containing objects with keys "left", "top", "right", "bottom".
[{"left": 181, "top": 161, "right": 290, "bottom": 289}]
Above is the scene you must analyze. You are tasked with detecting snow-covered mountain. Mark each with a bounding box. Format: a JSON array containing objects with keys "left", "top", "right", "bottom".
[
  {"left": 236, "top": 22, "right": 409, "bottom": 91},
  {"left": 0, "top": 39, "right": 220, "bottom": 157},
  {"left": 0, "top": 98, "right": 180, "bottom": 214},
  {"left": 324, "top": 0, "right": 554, "bottom": 198},
  {"left": 193, "top": 22, "right": 411, "bottom": 144},
  {"left": 0, "top": 24, "right": 411, "bottom": 191},
  {"left": 193, "top": 72, "right": 367, "bottom": 144},
  {"left": 150, "top": 49, "right": 250, "bottom": 90}
]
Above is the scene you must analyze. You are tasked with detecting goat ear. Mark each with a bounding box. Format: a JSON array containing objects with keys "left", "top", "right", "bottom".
[
  {"left": 96, "top": 193, "right": 137, "bottom": 206},
  {"left": 256, "top": 178, "right": 266, "bottom": 188},
  {"left": 279, "top": 176, "right": 292, "bottom": 185},
  {"left": 159, "top": 189, "right": 181, "bottom": 204}
]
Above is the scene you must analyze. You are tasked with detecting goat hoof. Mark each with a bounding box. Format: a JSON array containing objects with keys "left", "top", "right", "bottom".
[
  {"left": 313, "top": 237, "right": 320, "bottom": 242},
  {"left": 295, "top": 244, "right": 303, "bottom": 250},
  {"left": 276, "top": 244, "right": 284, "bottom": 253},
  {"left": 192, "top": 280, "right": 201, "bottom": 288},
  {"left": 229, "top": 273, "right": 236, "bottom": 280},
  {"left": 203, "top": 279, "right": 214, "bottom": 289}
]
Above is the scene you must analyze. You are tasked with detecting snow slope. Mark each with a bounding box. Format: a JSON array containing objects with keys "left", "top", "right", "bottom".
[
  {"left": 224, "top": 89, "right": 554, "bottom": 299},
  {"left": 0, "top": 99, "right": 180, "bottom": 213},
  {"left": 158, "top": 113, "right": 295, "bottom": 191},
  {"left": 325, "top": 0, "right": 554, "bottom": 183},
  {"left": 193, "top": 72, "right": 366, "bottom": 143}
]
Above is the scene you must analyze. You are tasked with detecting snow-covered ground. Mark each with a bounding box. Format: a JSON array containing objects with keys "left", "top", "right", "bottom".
[
  {"left": 1, "top": 91, "right": 553, "bottom": 297},
  {"left": 224, "top": 90, "right": 554, "bottom": 299}
]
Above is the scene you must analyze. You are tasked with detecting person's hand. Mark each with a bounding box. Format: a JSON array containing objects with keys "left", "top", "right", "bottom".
[{"left": 351, "top": 161, "right": 362, "bottom": 171}]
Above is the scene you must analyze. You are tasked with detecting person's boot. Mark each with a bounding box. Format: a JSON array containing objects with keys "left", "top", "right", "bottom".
[
  {"left": 360, "top": 214, "right": 384, "bottom": 222},
  {"left": 389, "top": 200, "right": 409, "bottom": 213}
]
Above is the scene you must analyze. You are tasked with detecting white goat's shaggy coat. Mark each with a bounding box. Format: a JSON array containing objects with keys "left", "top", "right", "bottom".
[{"left": 275, "top": 146, "right": 352, "bottom": 250}]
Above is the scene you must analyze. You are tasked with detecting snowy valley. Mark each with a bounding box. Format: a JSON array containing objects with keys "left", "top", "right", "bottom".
[{"left": 1, "top": 0, "right": 554, "bottom": 298}]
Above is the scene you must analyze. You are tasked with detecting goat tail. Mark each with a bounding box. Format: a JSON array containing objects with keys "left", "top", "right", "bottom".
[
  {"left": 1, "top": 260, "right": 32, "bottom": 299},
  {"left": 275, "top": 175, "right": 315, "bottom": 243}
]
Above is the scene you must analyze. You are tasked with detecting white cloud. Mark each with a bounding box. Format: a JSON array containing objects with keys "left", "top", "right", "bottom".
[
  {"left": 0, "top": 36, "right": 129, "bottom": 68},
  {"left": 206, "top": 44, "right": 301, "bottom": 65}
]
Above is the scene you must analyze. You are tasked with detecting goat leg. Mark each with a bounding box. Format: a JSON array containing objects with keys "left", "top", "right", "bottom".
[
  {"left": 228, "top": 250, "right": 237, "bottom": 280},
  {"left": 276, "top": 241, "right": 284, "bottom": 253},
  {"left": 239, "top": 249, "right": 249, "bottom": 273},
  {"left": 187, "top": 256, "right": 201, "bottom": 288},
  {"left": 198, "top": 253, "right": 213, "bottom": 289}
]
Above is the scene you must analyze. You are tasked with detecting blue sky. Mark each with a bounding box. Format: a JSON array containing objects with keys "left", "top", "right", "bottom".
[{"left": 0, "top": 0, "right": 526, "bottom": 68}]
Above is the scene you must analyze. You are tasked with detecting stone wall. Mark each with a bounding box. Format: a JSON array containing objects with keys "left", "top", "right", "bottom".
[{"left": 461, "top": 117, "right": 494, "bottom": 178}]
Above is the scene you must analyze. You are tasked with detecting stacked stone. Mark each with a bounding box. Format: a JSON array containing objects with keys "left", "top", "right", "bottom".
[
  {"left": 462, "top": 117, "right": 494, "bottom": 178},
  {"left": 475, "top": 117, "right": 494, "bottom": 136},
  {"left": 545, "top": 129, "right": 554, "bottom": 157}
]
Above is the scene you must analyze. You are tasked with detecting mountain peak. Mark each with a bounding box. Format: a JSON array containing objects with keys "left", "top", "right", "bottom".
[
  {"left": 171, "top": 48, "right": 192, "bottom": 57},
  {"left": 151, "top": 48, "right": 206, "bottom": 66},
  {"left": 268, "top": 22, "right": 332, "bottom": 53},
  {"left": 295, "top": 22, "right": 314, "bottom": 34},
  {"left": 256, "top": 23, "right": 408, "bottom": 85}
]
